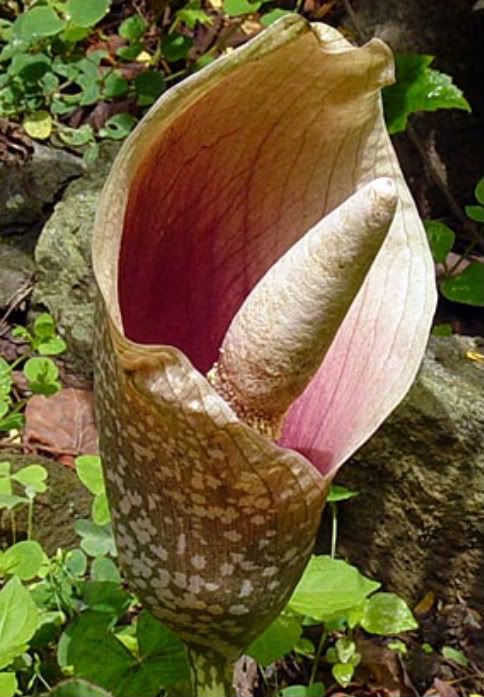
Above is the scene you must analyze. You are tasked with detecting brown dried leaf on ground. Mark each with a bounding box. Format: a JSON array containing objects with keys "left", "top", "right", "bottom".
[
  {"left": 424, "top": 678, "right": 460, "bottom": 697},
  {"left": 355, "top": 637, "right": 415, "bottom": 697},
  {"left": 24, "top": 387, "right": 98, "bottom": 466}
]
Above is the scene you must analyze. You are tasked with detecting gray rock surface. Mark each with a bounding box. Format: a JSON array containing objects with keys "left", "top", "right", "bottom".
[
  {"left": 324, "top": 335, "right": 484, "bottom": 611},
  {"left": 0, "top": 452, "right": 91, "bottom": 554},
  {"left": 0, "top": 143, "right": 84, "bottom": 230},
  {"left": 31, "top": 143, "right": 119, "bottom": 377},
  {"left": 0, "top": 239, "right": 34, "bottom": 308}
]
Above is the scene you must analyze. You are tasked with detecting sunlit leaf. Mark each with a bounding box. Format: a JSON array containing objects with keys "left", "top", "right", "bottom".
[
  {"left": 360, "top": 592, "right": 418, "bottom": 635},
  {"left": 247, "top": 612, "right": 302, "bottom": 666},
  {"left": 66, "top": 0, "right": 111, "bottom": 28},
  {"left": 23, "top": 110, "right": 52, "bottom": 140},
  {"left": 288, "top": 556, "right": 379, "bottom": 621},
  {"left": 383, "top": 54, "right": 470, "bottom": 134},
  {"left": 0, "top": 576, "right": 39, "bottom": 669},
  {"left": 224, "top": 0, "right": 261, "bottom": 15},
  {"left": 12, "top": 6, "right": 66, "bottom": 41}
]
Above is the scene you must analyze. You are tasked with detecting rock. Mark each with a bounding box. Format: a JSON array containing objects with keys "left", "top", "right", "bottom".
[
  {"left": 325, "top": 335, "right": 484, "bottom": 611},
  {"left": 0, "top": 238, "right": 34, "bottom": 308},
  {"left": 0, "top": 452, "right": 91, "bottom": 554},
  {"left": 0, "top": 143, "right": 84, "bottom": 231},
  {"left": 31, "top": 143, "right": 119, "bottom": 377}
]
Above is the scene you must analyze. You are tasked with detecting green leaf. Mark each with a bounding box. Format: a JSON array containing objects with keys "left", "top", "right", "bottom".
[
  {"left": 335, "top": 637, "right": 356, "bottom": 663},
  {"left": 33, "top": 313, "right": 56, "bottom": 341},
  {"left": 0, "top": 461, "right": 11, "bottom": 486},
  {"left": 23, "top": 357, "right": 60, "bottom": 395},
  {"left": 383, "top": 54, "right": 471, "bottom": 134},
  {"left": 0, "top": 576, "right": 39, "bottom": 669},
  {"left": 465, "top": 205, "right": 484, "bottom": 222},
  {"left": 423, "top": 220, "right": 455, "bottom": 264},
  {"left": 91, "top": 556, "right": 121, "bottom": 583},
  {"left": 0, "top": 493, "right": 29, "bottom": 510},
  {"left": 0, "top": 413, "right": 24, "bottom": 433},
  {"left": 388, "top": 640, "right": 408, "bottom": 655},
  {"left": 278, "top": 685, "right": 325, "bottom": 697},
  {"left": 82, "top": 581, "right": 132, "bottom": 617},
  {"left": 135, "top": 70, "right": 164, "bottom": 107},
  {"left": 61, "top": 25, "right": 92, "bottom": 44},
  {"left": 118, "top": 15, "right": 147, "bottom": 42},
  {"left": 475, "top": 176, "right": 484, "bottom": 205},
  {"left": 442, "top": 646, "right": 469, "bottom": 667},
  {"left": 63, "top": 611, "right": 135, "bottom": 691},
  {"left": 288, "top": 556, "right": 380, "bottom": 621},
  {"left": 116, "top": 42, "right": 144, "bottom": 61},
  {"left": 49, "top": 679, "right": 114, "bottom": 696},
  {"left": 332, "top": 662, "right": 354, "bottom": 688},
  {"left": 76, "top": 455, "right": 105, "bottom": 496},
  {"left": 13, "top": 464, "right": 48, "bottom": 493},
  {"left": 58, "top": 124, "right": 94, "bottom": 147},
  {"left": 361, "top": 592, "right": 417, "bottom": 635},
  {"left": 261, "top": 9, "right": 294, "bottom": 26},
  {"left": 66, "top": 0, "right": 111, "bottom": 28},
  {"left": 74, "top": 519, "right": 117, "bottom": 557},
  {"left": 176, "top": 2, "right": 212, "bottom": 29},
  {"left": 224, "top": 0, "right": 261, "bottom": 14},
  {"left": 13, "top": 7, "right": 66, "bottom": 41},
  {"left": 8, "top": 53, "right": 51, "bottom": 81},
  {"left": 136, "top": 610, "right": 180, "bottom": 660},
  {"left": 327, "top": 485, "right": 359, "bottom": 503},
  {"left": 441, "top": 262, "right": 484, "bottom": 306},
  {"left": 0, "top": 541, "right": 45, "bottom": 580},
  {"left": 99, "top": 113, "right": 137, "bottom": 140},
  {"left": 103, "top": 71, "right": 129, "bottom": 99},
  {"left": 432, "top": 323, "right": 453, "bottom": 337},
  {"left": 247, "top": 612, "right": 303, "bottom": 666},
  {"left": 92, "top": 493, "right": 111, "bottom": 525},
  {"left": 0, "top": 359, "right": 12, "bottom": 399},
  {"left": 161, "top": 34, "right": 193, "bottom": 62},
  {"left": 0, "top": 672, "right": 17, "bottom": 697},
  {"left": 36, "top": 337, "right": 68, "bottom": 356},
  {"left": 23, "top": 110, "right": 53, "bottom": 140},
  {"left": 65, "top": 549, "right": 88, "bottom": 577}
]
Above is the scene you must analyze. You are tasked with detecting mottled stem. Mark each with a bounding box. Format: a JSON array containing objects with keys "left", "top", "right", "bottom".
[{"left": 188, "top": 646, "right": 235, "bottom": 697}]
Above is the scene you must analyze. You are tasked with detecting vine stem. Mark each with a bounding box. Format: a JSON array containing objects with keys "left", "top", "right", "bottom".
[
  {"left": 330, "top": 501, "right": 338, "bottom": 560},
  {"left": 308, "top": 629, "right": 327, "bottom": 687}
]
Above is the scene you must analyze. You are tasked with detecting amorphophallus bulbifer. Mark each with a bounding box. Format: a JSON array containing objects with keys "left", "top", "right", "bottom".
[{"left": 92, "top": 16, "right": 436, "bottom": 697}]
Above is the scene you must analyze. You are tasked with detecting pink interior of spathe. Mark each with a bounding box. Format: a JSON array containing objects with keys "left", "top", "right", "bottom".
[
  {"left": 117, "top": 37, "right": 397, "bottom": 477},
  {"left": 118, "top": 45, "right": 345, "bottom": 376}
]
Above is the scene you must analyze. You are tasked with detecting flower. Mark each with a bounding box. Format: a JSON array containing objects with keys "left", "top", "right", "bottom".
[{"left": 92, "top": 16, "right": 436, "bottom": 695}]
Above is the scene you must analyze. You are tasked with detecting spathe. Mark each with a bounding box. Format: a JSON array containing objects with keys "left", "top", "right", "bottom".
[{"left": 92, "top": 16, "right": 436, "bottom": 696}]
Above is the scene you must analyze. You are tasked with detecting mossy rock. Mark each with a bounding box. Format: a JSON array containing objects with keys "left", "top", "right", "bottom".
[{"left": 0, "top": 452, "right": 91, "bottom": 554}]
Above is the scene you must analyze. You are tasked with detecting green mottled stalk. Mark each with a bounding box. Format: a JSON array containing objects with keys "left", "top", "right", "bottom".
[{"left": 188, "top": 647, "right": 235, "bottom": 697}]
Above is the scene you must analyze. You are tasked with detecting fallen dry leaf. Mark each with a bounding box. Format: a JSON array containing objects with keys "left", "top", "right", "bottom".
[
  {"left": 424, "top": 678, "right": 460, "bottom": 697},
  {"left": 24, "top": 387, "right": 98, "bottom": 466},
  {"left": 414, "top": 591, "right": 436, "bottom": 617},
  {"left": 356, "top": 636, "right": 414, "bottom": 697}
]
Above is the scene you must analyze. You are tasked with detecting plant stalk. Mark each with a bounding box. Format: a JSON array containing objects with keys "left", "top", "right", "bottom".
[{"left": 187, "top": 646, "right": 236, "bottom": 697}]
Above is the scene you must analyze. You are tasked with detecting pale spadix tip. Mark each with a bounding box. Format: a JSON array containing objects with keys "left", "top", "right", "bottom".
[{"left": 209, "top": 177, "right": 398, "bottom": 438}]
